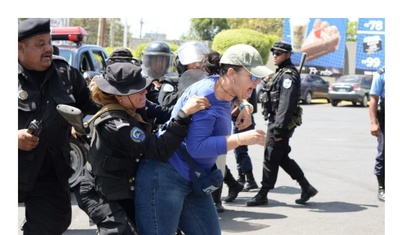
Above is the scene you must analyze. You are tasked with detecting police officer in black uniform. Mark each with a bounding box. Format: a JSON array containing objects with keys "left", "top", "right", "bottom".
[
  {"left": 18, "top": 18, "right": 99, "bottom": 234},
  {"left": 246, "top": 41, "right": 318, "bottom": 206},
  {"left": 74, "top": 62, "right": 210, "bottom": 235},
  {"left": 141, "top": 41, "right": 175, "bottom": 104}
]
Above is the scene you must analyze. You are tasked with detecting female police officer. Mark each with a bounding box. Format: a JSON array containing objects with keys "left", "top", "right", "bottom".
[{"left": 74, "top": 62, "right": 210, "bottom": 235}]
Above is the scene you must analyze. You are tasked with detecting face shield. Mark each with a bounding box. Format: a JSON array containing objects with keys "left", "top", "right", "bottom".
[
  {"left": 177, "top": 42, "right": 211, "bottom": 66},
  {"left": 141, "top": 52, "right": 175, "bottom": 80}
]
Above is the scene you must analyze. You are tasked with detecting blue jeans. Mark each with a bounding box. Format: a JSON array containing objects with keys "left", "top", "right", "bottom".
[{"left": 134, "top": 158, "right": 221, "bottom": 235}]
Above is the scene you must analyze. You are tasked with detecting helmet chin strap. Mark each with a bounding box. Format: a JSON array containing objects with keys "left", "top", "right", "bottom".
[{"left": 127, "top": 96, "right": 137, "bottom": 111}]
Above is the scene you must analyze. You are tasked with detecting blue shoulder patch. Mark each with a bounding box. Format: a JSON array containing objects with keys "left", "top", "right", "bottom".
[{"left": 130, "top": 127, "right": 146, "bottom": 143}]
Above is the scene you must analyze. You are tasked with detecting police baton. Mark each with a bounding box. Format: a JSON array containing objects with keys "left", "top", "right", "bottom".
[{"left": 298, "top": 53, "right": 307, "bottom": 73}]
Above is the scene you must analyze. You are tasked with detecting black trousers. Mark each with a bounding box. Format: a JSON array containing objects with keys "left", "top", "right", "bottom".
[
  {"left": 19, "top": 171, "right": 71, "bottom": 235},
  {"left": 74, "top": 169, "right": 138, "bottom": 235},
  {"left": 261, "top": 122, "right": 305, "bottom": 190}
]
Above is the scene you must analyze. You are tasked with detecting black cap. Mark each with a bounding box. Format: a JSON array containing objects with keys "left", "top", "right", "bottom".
[
  {"left": 109, "top": 47, "right": 133, "bottom": 59},
  {"left": 18, "top": 18, "right": 51, "bottom": 42},
  {"left": 95, "top": 63, "right": 153, "bottom": 95},
  {"left": 271, "top": 41, "right": 292, "bottom": 53}
]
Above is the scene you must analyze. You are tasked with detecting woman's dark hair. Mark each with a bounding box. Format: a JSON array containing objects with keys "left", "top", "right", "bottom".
[{"left": 203, "top": 51, "right": 242, "bottom": 76}]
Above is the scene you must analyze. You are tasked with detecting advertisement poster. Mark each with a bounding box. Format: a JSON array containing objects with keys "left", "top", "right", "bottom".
[
  {"left": 355, "top": 18, "right": 385, "bottom": 75},
  {"left": 283, "top": 18, "right": 347, "bottom": 77}
]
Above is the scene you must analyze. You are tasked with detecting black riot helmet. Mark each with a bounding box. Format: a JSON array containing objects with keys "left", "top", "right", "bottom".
[{"left": 142, "top": 41, "right": 174, "bottom": 80}]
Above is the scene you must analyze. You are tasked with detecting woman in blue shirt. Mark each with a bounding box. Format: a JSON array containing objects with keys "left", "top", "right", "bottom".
[{"left": 135, "top": 44, "right": 270, "bottom": 235}]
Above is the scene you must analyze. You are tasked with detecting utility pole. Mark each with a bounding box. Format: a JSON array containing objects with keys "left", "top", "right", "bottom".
[
  {"left": 139, "top": 18, "right": 144, "bottom": 38},
  {"left": 97, "top": 18, "right": 101, "bottom": 45},
  {"left": 123, "top": 18, "right": 127, "bottom": 47},
  {"left": 101, "top": 18, "right": 107, "bottom": 47}
]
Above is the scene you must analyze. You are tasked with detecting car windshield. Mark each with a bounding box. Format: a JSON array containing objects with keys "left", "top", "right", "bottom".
[
  {"left": 336, "top": 76, "right": 361, "bottom": 83},
  {"left": 58, "top": 49, "right": 73, "bottom": 65}
]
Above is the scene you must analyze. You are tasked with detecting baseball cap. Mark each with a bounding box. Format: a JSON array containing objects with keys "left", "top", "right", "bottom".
[{"left": 220, "top": 44, "right": 273, "bottom": 78}]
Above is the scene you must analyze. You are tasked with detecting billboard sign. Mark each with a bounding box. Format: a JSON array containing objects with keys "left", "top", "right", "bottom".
[
  {"left": 283, "top": 18, "right": 347, "bottom": 76},
  {"left": 355, "top": 18, "right": 385, "bottom": 75}
]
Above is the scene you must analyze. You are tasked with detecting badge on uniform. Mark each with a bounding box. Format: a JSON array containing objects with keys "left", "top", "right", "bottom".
[
  {"left": 162, "top": 84, "right": 174, "bottom": 92},
  {"left": 130, "top": 127, "right": 145, "bottom": 143},
  {"left": 19, "top": 90, "right": 28, "bottom": 100},
  {"left": 283, "top": 78, "right": 292, "bottom": 89}
]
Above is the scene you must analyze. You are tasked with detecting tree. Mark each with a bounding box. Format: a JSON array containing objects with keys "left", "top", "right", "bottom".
[
  {"left": 69, "top": 18, "right": 132, "bottom": 47},
  {"left": 188, "top": 18, "right": 230, "bottom": 41},
  {"left": 226, "top": 18, "right": 284, "bottom": 38},
  {"left": 346, "top": 20, "right": 358, "bottom": 42}
]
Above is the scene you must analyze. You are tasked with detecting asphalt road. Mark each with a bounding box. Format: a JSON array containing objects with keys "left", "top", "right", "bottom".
[{"left": 17, "top": 101, "right": 386, "bottom": 235}]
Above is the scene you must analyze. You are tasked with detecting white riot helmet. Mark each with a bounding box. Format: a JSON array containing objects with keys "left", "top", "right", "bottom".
[{"left": 176, "top": 41, "right": 211, "bottom": 75}]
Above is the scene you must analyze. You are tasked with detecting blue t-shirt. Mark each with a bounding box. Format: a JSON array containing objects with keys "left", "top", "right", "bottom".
[
  {"left": 166, "top": 75, "right": 232, "bottom": 180},
  {"left": 370, "top": 70, "right": 385, "bottom": 103}
]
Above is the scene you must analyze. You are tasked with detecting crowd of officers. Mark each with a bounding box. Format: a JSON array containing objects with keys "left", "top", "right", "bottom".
[{"left": 18, "top": 18, "right": 326, "bottom": 235}]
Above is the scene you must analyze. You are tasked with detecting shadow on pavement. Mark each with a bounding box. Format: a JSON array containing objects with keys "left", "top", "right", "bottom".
[
  {"left": 219, "top": 209, "right": 285, "bottom": 233},
  {"left": 64, "top": 229, "right": 97, "bottom": 235}
]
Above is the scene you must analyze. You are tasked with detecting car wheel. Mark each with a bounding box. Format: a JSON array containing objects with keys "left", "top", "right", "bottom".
[
  {"left": 304, "top": 92, "right": 312, "bottom": 104},
  {"left": 331, "top": 100, "right": 339, "bottom": 107},
  {"left": 360, "top": 95, "right": 368, "bottom": 107},
  {"left": 69, "top": 137, "right": 88, "bottom": 189},
  {"left": 326, "top": 98, "right": 331, "bottom": 103}
]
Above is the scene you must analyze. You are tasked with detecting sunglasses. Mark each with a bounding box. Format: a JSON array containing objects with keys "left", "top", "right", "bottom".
[
  {"left": 272, "top": 50, "right": 286, "bottom": 56},
  {"left": 251, "top": 75, "right": 262, "bottom": 82}
]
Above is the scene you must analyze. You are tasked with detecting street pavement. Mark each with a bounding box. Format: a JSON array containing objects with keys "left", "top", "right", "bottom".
[{"left": 18, "top": 101, "right": 387, "bottom": 235}]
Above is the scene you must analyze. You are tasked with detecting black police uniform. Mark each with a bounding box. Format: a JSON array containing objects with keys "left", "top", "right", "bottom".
[
  {"left": 247, "top": 41, "right": 317, "bottom": 206},
  {"left": 158, "top": 76, "right": 180, "bottom": 108},
  {"left": 18, "top": 57, "right": 99, "bottom": 234},
  {"left": 74, "top": 104, "right": 192, "bottom": 235}
]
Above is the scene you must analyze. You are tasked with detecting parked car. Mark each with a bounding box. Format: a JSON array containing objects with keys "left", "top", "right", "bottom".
[
  {"left": 256, "top": 74, "right": 330, "bottom": 105},
  {"left": 328, "top": 74, "right": 372, "bottom": 107},
  {"left": 300, "top": 74, "right": 330, "bottom": 104}
]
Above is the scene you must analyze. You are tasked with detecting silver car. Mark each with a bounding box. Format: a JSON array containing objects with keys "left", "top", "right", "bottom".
[{"left": 328, "top": 74, "right": 373, "bottom": 107}]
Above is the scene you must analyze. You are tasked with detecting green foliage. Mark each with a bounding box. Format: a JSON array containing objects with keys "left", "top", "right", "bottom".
[
  {"left": 189, "top": 18, "right": 230, "bottom": 41},
  {"left": 212, "top": 29, "right": 278, "bottom": 64},
  {"left": 346, "top": 20, "right": 358, "bottom": 42},
  {"left": 226, "top": 18, "right": 284, "bottom": 38}
]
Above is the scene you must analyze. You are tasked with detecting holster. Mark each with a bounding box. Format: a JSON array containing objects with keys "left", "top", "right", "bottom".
[{"left": 287, "top": 106, "right": 303, "bottom": 130}]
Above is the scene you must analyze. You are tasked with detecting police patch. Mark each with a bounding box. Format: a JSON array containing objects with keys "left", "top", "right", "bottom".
[
  {"left": 130, "top": 127, "right": 146, "bottom": 143},
  {"left": 162, "top": 84, "right": 174, "bottom": 92},
  {"left": 283, "top": 78, "right": 292, "bottom": 89}
]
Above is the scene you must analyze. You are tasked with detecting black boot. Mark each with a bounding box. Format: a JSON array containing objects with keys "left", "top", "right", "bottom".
[
  {"left": 295, "top": 177, "right": 318, "bottom": 204},
  {"left": 237, "top": 171, "right": 246, "bottom": 185},
  {"left": 212, "top": 185, "right": 225, "bottom": 212},
  {"left": 377, "top": 175, "right": 385, "bottom": 202},
  {"left": 245, "top": 187, "right": 269, "bottom": 206},
  {"left": 242, "top": 170, "right": 259, "bottom": 192},
  {"left": 224, "top": 167, "right": 244, "bottom": 202}
]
